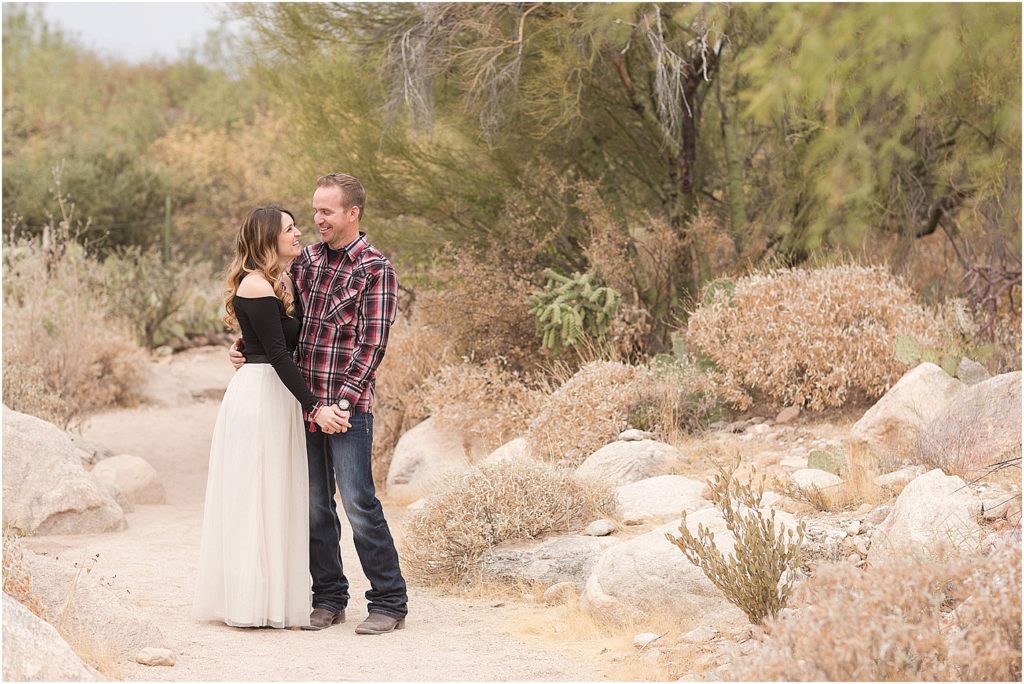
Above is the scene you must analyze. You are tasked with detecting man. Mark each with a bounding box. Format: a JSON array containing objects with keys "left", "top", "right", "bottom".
[{"left": 231, "top": 173, "right": 408, "bottom": 634}]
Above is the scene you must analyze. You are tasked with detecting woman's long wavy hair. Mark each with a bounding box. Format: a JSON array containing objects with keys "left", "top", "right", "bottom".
[{"left": 223, "top": 205, "right": 296, "bottom": 330}]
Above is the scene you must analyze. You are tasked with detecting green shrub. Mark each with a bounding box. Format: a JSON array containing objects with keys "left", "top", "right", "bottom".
[
  {"left": 101, "top": 246, "right": 224, "bottom": 348},
  {"left": 666, "top": 459, "right": 805, "bottom": 624},
  {"left": 529, "top": 269, "right": 621, "bottom": 351}
]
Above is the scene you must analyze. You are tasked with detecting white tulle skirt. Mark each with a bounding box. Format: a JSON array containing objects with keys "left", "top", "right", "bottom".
[{"left": 192, "top": 364, "right": 312, "bottom": 628}]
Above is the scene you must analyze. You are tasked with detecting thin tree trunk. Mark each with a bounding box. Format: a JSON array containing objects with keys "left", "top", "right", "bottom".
[{"left": 717, "top": 75, "right": 748, "bottom": 252}]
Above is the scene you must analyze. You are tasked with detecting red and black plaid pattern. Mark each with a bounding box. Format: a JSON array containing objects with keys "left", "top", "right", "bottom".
[{"left": 291, "top": 233, "right": 397, "bottom": 414}]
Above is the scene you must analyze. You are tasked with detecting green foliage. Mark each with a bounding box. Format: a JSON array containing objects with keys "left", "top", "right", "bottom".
[
  {"left": 807, "top": 448, "right": 846, "bottom": 476},
  {"left": 101, "top": 246, "right": 225, "bottom": 349},
  {"left": 894, "top": 300, "right": 997, "bottom": 376},
  {"left": 894, "top": 334, "right": 961, "bottom": 377},
  {"left": 666, "top": 459, "right": 805, "bottom": 625},
  {"left": 529, "top": 269, "right": 621, "bottom": 351}
]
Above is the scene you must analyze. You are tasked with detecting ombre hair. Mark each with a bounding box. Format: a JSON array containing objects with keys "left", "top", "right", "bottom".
[{"left": 223, "top": 205, "right": 296, "bottom": 330}]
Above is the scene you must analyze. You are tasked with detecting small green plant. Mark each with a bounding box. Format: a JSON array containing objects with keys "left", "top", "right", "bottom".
[
  {"left": 894, "top": 298, "right": 997, "bottom": 377},
  {"left": 894, "top": 334, "right": 961, "bottom": 376},
  {"left": 666, "top": 458, "right": 805, "bottom": 624},
  {"left": 529, "top": 269, "right": 621, "bottom": 351}
]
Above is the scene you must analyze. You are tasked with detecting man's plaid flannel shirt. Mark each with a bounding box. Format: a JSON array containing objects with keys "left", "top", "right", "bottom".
[{"left": 290, "top": 233, "right": 397, "bottom": 417}]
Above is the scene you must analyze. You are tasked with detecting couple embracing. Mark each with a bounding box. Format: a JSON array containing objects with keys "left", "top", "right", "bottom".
[{"left": 192, "top": 173, "right": 408, "bottom": 634}]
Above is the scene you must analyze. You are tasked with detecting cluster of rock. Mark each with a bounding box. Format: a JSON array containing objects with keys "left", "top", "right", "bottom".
[
  {"left": 2, "top": 407, "right": 173, "bottom": 679},
  {"left": 3, "top": 408, "right": 166, "bottom": 535},
  {"left": 394, "top": 362, "right": 1020, "bottom": 678}
]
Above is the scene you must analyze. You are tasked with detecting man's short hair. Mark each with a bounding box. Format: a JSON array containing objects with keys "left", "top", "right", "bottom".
[{"left": 317, "top": 173, "right": 366, "bottom": 221}]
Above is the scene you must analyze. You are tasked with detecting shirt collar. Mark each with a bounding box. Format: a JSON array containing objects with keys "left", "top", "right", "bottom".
[{"left": 312, "top": 232, "right": 368, "bottom": 262}]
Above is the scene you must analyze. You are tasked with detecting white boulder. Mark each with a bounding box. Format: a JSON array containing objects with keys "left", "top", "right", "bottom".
[
  {"left": 916, "top": 371, "right": 1021, "bottom": 475},
  {"left": 576, "top": 440, "right": 679, "bottom": 486},
  {"left": 22, "top": 550, "right": 169, "bottom": 662},
  {"left": 615, "top": 475, "right": 710, "bottom": 522},
  {"left": 479, "top": 437, "right": 530, "bottom": 466},
  {"left": 386, "top": 417, "right": 481, "bottom": 499},
  {"left": 850, "top": 363, "right": 964, "bottom": 459},
  {"left": 868, "top": 469, "right": 982, "bottom": 565},
  {"left": 2, "top": 594, "right": 99, "bottom": 681},
  {"left": 91, "top": 455, "right": 166, "bottom": 505},
  {"left": 2, "top": 409, "right": 126, "bottom": 535},
  {"left": 874, "top": 465, "right": 927, "bottom": 491},
  {"left": 956, "top": 358, "right": 990, "bottom": 385},
  {"left": 477, "top": 535, "right": 617, "bottom": 587},
  {"left": 791, "top": 469, "right": 842, "bottom": 490},
  {"left": 584, "top": 519, "right": 616, "bottom": 537},
  {"left": 580, "top": 506, "right": 796, "bottom": 625}
]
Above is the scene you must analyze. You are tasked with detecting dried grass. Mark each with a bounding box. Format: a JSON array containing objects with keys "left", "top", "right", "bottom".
[
  {"left": 777, "top": 442, "right": 889, "bottom": 512},
  {"left": 3, "top": 237, "right": 146, "bottom": 429},
  {"left": 402, "top": 458, "right": 614, "bottom": 585},
  {"left": 685, "top": 264, "right": 951, "bottom": 411},
  {"left": 418, "top": 358, "right": 546, "bottom": 453},
  {"left": 2, "top": 529, "right": 44, "bottom": 617},
  {"left": 728, "top": 542, "right": 1022, "bottom": 681}
]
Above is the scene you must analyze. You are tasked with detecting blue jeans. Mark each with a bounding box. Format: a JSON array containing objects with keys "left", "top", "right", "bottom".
[{"left": 306, "top": 413, "right": 408, "bottom": 618}]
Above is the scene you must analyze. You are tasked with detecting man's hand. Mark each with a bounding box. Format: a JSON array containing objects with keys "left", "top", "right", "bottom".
[
  {"left": 315, "top": 405, "right": 351, "bottom": 434},
  {"left": 229, "top": 339, "right": 245, "bottom": 371}
]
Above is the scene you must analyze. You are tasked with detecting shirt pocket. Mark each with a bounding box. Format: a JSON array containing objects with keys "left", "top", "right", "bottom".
[{"left": 326, "top": 287, "right": 359, "bottom": 326}]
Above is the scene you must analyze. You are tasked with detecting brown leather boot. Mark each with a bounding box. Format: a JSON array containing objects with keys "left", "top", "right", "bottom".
[
  {"left": 354, "top": 612, "right": 406, "bottom": 635},
  {"left": 302, "top": 607, "right": 345, "bottom": 631}
]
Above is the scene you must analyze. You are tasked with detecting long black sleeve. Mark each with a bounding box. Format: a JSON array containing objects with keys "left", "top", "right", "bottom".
[{"left": 234, "top": 296, "right": 319, "bottom": 411}]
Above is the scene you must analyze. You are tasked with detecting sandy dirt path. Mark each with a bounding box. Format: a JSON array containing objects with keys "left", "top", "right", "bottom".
[{"left": 25, "top": 348, "right": 606, "bottom": 682}]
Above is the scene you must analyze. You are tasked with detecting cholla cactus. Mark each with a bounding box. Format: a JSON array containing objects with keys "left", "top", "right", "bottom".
[{"left": 529, "top": 269, "right": 621, "bottom": 351}]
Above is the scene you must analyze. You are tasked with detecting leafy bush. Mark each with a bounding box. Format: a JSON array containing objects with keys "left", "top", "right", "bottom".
[
  {"left": 729, "top": 543, "right": 1022, "bottom": 681},
  {"left": 101, "top": 245, "right": 225, "bottom": 348},
  {"left": 403, "top": 458, "right": 614, "bottom": 584},
  {"left": 418, "top": 359, "right": 546, "bottom": 452},
  {"left": 685, "top": 265, "right": 950, "bottom": 410},
  {"left": 667, "top": 460, "right": 805, "bottom": 624}
]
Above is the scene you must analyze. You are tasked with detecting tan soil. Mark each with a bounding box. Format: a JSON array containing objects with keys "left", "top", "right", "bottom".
[{"left": 24, "top": 347, "right": 608, "bottom": 682}]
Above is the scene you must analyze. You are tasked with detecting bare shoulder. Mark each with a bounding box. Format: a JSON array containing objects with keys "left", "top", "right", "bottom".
[{"left": 236, "top": 273, "right": 276, "bottom": 298}]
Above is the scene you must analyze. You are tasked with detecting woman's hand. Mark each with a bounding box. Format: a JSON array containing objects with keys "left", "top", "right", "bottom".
[
  {"left": 228, "top": 339, "right": 245, "bottom": 371},
  {"left": 315, "top": 404, "right": 350, "bottom": 434}
]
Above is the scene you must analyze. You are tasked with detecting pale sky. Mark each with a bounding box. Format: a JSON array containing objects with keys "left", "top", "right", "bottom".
[{"left": 31, "top": 2, "right": 241, "bottom": 63}]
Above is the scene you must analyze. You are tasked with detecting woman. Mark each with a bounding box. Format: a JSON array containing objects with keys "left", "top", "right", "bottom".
[{"left": 193, "top": 206, "right": 344, "bottom": 629}]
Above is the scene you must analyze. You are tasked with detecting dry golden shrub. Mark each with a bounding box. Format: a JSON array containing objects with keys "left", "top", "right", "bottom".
[
  {"left": 527, "top": 361, "right": 653, "bottom": 464},
  {"left": 2, "top": 530, "right": 44, "bottom": 617},
  {"left": 402, "top": 458, "right": 614, "bottom": 585},
  {"left": 3, "top": 238, "right": 145, "bottom": 428},
  {"left": 421, "top": 251, "right": 540, "bottom": 371},
  {"left": 151, "top": 113, "right": 298, "bottom": 255},
  {"left": 372, "top": 305, "right": 456, "bottom": 487},
  {"left": 629, "top": 359, "right": 730, "bottom": 440},
  {"left": 419, "top": 359, "right": 546, "bottom": 452},
  {"left": 686, "top": 264, "right": 949, "bottom": 411},
  {"left": 729, "top": 543, "right": 1022, "bottom": 681}
]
